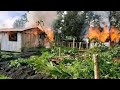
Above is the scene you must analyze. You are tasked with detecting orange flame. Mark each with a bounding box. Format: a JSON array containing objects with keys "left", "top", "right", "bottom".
[
  {"left": 36, "top": 22, "right": 54, "bottom": 42},
  {"left": 87, "top": 25, "right": 120, "bottom": 43},
  {"left": 87, "top": 25, "right": 109, "bottom": 43},
  {"left": 110, "top": 26, "right": 120, "bottom": 43},
  {"left": 99, "top": 25, "right": 109, "bottom": 42},
  {"left": 46, "top": 30, "right": 54, "bottom": 42},
  {"left": 87, "top": 26, "right": 100, "bottom": 41}
]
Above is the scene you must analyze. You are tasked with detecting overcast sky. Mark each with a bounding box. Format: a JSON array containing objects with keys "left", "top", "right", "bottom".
[{"left": 0, "top": 11, "right": 26, "bottom": 28}]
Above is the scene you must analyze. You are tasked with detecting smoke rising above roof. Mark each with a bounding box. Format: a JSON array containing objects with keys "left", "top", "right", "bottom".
[{"left": 25, "top": 11, "right": 57, "bottom": 30}]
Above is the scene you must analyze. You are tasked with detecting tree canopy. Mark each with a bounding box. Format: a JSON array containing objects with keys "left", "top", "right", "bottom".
[
  {"left": 13, "top": 13, "right": 28, "bottom": 28},
  {"left": 53, "top": 11, "right": 87, "bottom": 40}
]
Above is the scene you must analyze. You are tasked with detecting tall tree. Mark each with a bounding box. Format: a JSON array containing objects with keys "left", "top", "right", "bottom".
[
  {"left": 13, "top": 13, "right": 28, "bottom": 28},
  {"left": 62, "top": 11, "right": 87, "bottom": 40},
  {"left": 53, "top": 11, "right": 64, "bottom": 42},
  {"left": 110, "top": 11, "right": 120, "bottom": 28}
]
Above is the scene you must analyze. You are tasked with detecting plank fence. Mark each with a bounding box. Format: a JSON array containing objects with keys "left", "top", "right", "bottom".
[{"left": 60, "top": 41, "right": 89, "bottom": 49}]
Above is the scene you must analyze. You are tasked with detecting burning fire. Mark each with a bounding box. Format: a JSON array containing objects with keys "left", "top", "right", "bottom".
[
  {"left": 87, "top": 25, "right": 109, "bottom": 42},
  {"left": 37, "top": 22, "right": 54, "bottom": 42},
  {"left": 87, "top": 26, "right": 101, "bottom": 42},
  {"left": 87, "top": 25, "right": 120, "bottom": 43},
  {"left": 99, "top": 25, "right": 109, "bottom": 42},
  {"left": 25, "top": 11, "right": 57, "bottom": 44},
  {"left": 45, "top": 29, "right": 54, "bottom": 42},
  {"left": 110, "top": 26, "right": 120, "bottom": 43}
]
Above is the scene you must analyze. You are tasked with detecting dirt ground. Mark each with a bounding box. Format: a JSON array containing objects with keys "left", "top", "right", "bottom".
[
  {"left": 0, "top": 50, "right": 52, "bottom": 79},
  {"left": 0, "top": 61, "right": 51, "bottom": 79}
]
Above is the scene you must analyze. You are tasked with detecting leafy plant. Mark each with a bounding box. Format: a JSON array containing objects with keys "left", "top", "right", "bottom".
[
  {"left": 9, "top": 58, "right": 28, "bottom": 67},
  {"left": 0, "top": 75, "right": 11, "bottom": 79}
]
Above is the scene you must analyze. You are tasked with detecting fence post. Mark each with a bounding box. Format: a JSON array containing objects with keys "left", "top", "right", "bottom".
[
  {"left": 62, "top": 41, "right": 63, "bottom": 46},
  {"left": 93, "top": 54, "right": 100, "bottom": 79},
  {"left": 59, "top": 47, "right": 61, "bottom": 57},
  {"left": 79, "top": 42, "right": 81, "bottom": 50},
  {"left": 73, "top": 38, "right": 75, "bottom": 48}
]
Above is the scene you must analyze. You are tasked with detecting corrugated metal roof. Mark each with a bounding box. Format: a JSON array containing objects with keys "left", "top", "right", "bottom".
[{"left": 0, "top": 26, "right": 39, "bottom": 32}]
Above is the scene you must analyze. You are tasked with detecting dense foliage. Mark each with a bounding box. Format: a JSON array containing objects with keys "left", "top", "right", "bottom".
[
  {"left": 53, "top": 11, "right": 87, "bottom": 40},
  {"left": 9, "top": 45, "right": 120, "bottom": 79}
]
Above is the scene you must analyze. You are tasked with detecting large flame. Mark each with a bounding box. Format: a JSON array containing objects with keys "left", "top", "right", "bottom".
[
  {"left": 99, "top": 25, "right": 109, "bottom": 42},
  {"left": 87, "top": 26, "right": 100, "bottom": 41},
  {"left": 87, "top": 25, "right": 120, "bottom": 43},
  {"left": 87, "top": 25, "right": 109, "bottom": 43},
  {"left": 37, "top": 22, "right": 54, "bottom": 42}
]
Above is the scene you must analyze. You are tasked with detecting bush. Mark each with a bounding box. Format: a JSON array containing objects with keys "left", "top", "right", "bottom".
[
  {"left": 0, "top": 75, "right": 11, "bottom": 79},
  {"left": 11, "top": 45, "right": 120, "bottom": 79}
]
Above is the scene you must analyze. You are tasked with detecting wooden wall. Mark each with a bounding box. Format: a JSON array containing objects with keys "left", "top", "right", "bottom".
[
  {"left": 21, "top": 28, "right": 42, "bottom": 50},
  {"left": 0, "top": 32, "right": 22, "bottom": 52}
]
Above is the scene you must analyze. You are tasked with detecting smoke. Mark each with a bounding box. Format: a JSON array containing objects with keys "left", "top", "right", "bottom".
[
  {"left": 0, "top": 11, "right": 26, "bottom": 28},
  {"left": 82, "top": 11, "right": 111, "bottom": 40},
  {"left": 25, "top": 11, "right": 57, "bottom": 31},
  {"left": 92, "top": 11, "right": 110, "bottom": 30},
  {"left": 0, "top": 16, "right": 19, "bottom": 28}
]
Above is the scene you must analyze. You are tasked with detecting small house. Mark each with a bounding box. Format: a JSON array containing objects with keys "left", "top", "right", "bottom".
[{"left": 0, "top": 27, "right": 49, "bottom": 52}]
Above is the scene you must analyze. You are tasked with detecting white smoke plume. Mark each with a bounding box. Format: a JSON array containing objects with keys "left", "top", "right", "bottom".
[
  {"left": 0, "top": 11, "right": 26, "bottom": 29},
  {"left": 3, "top": 16, "right": 20, "bottom": 28},
  {"left": 92, "top": 11, "right": 110, "bottom": 30},
  {"left": 25, "top": 11, "right": 57, "bottom": 31}
]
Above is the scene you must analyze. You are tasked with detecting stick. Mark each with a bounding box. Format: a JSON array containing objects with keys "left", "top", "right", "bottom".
[{"left": 93, "top": 54, "right": 100, "bottom": 79}]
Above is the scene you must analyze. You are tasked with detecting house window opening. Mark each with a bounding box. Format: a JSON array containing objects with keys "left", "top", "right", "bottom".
[{"left": 9, "top": 31, "right": 17, "bottom": 41}]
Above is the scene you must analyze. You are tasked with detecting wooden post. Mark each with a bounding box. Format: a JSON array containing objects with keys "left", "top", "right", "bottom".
[
  {"left": 69, "top": 42, "right": 70, "bottom": 47},
  {"left": 62, "top": 41, "right": 63, "bottom": 46},
  {"left": 73, "top": 38, "right": 75, "bottom": 48},
  {"left": 93, "top": 54, "right": 100, "bottom": 79},
  {"left": 59, "top": 47, "right": 61, "bottom": 57},
  {"left": 79, "top": 42, "right": 81, "bottom": 50}
]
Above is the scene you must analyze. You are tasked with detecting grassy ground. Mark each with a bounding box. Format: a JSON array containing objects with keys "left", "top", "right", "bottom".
[{"left": 0, "top": 45, "right": 120, "bottom": 79}]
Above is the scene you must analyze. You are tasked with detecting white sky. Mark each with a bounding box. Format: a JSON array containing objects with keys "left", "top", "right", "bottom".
[{"left": 0, "top": 11, "right": 26, "bottom": 28}]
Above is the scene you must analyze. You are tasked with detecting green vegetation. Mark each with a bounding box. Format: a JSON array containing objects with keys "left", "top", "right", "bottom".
[
  {"left": 9, "top": 45, "right": 120, "bottom": 79},
  {"left": 0, "top": 75, "right": 11, "bottom": 79}
]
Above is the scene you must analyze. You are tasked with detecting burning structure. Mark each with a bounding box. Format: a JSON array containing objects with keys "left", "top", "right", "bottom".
[
  {"left": 0, "top": 11, "right": 57, "bottom": 52},
  {"left": 87, "top": 22, "right": 120, "bottom": 48},
  {"left": 85, "top": 11, "right": 113, "bottom": 48},
  {"left": 0, "top": 26, "right": 52, "bottom": 52}
]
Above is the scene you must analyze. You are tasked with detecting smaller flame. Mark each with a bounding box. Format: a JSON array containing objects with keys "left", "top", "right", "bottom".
[
  {"left": 46, "top": 29, "right": 54, "bottom": 42},
  {"left": 99, "top": 25, "right": 109, "bottom": 42},
  {"left": 110, "top": 26, "right": 120, "bottom": 43}
]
